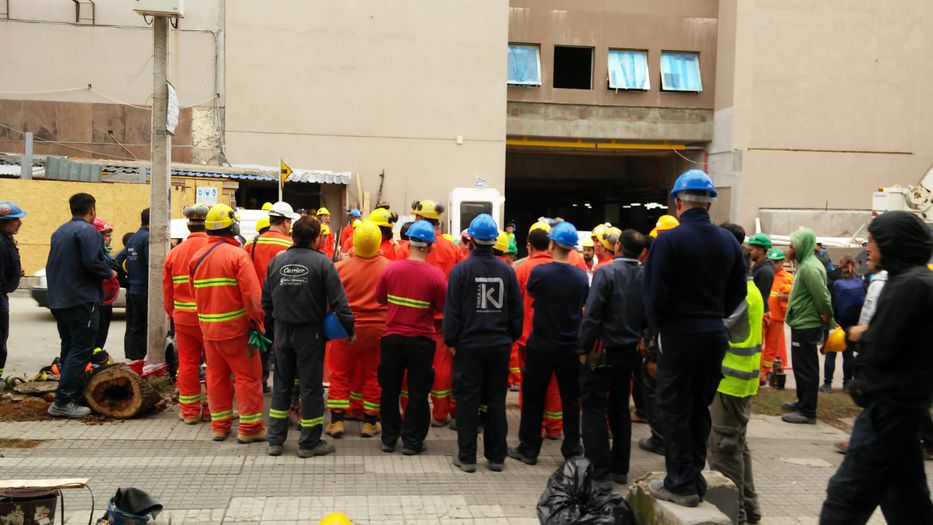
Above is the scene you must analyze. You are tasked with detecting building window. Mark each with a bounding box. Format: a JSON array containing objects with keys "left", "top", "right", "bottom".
[
  {"left": 660, "top": 51, "right": 703, "bottom": 92},
  {"left": 608, "top": 49, "right": 650, "bottom": 90},
  {"left": 553, "top": 46, "right": 593, "bottom": 90},
  {"left": 508, "top": 44, "right": 542, "bottom": 86}
]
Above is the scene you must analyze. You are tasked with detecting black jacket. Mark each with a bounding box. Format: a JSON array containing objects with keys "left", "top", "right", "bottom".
[
  {"left": 850, "top": 212, "right": 933, "bottom": 409},
  {"left": 578, "top": 256, "right": 646, "bottom": 351},
  {"left": 0, "top": 233, "right": 21, "bottom": 295},
  {"left": 643, "top": 208, "right": 746, "bottom": 334},
  {"left": 443, "top": 247, "right": 523, "bottom": 349},
  {"left": 261, "top": 246, "right": 354, "bottom": 337},
  {"left": 47, "top": 218, "right": 113, "bottom": 309},
  {"left": 115, "top": 227, "right": 149, "bottom": 296},
  {"left": 751, "top": 259, "right": 775, "bottom": 313}
]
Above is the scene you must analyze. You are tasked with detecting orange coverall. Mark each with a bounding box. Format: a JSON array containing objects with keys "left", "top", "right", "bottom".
[{"left": 762, "top": 264, "right": 794, "bottom": 379}]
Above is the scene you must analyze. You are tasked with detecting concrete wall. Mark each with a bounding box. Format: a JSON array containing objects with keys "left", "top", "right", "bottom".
[
  {"left": 1, "top": 177, "right": 224, "bottom": 274},
  {"left": 224, "top": 0, "right": 509, "bottom": 217},
  {"left": 711, "top": 0, "right": 933, "bottom": 232}
]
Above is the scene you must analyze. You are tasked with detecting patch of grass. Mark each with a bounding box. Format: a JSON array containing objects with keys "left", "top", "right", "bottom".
[
  {"left": 753, "top": 387, "right": 862, "bottom": 430},
  {"left": 0, "top": 437, "right": 45, "bottom": 448}
]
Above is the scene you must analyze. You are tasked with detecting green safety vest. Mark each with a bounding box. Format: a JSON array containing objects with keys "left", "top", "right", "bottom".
[{"left": 718, "top": 279, "right": 764, "bottom": 398}]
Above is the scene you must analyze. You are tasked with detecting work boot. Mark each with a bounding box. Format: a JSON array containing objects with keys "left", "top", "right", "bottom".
[
  {"left": 452, "top": 457, "right": 476, "bottom": 473},
  {"left": 212, "top": 430, "right": 230, "bottom": 442},
  {"left": 612, "top": 473, "right": 628, "bottom": 485},
  {"left": 819, "top": 383, "right": 833, "bottom": 394},
  {"left": 380, "top": 441, "right": 395, "bottom": 453},
  {"left": 782, "top": 412, "right": 816, "bottom": 425},
  {"left": 48, "top": 401, "right": 91, "bottom": 419},
  {"left": 648, "top": 479, "right": 699, "bottom": 508},
  {"left": 361, "top": 422, "right": 381, "bottom": 438},
  {"left": 432, "top": 415, "right": 451, "bottom": 428},
  {"left": 402, "top": 443, "right": 427, "bottom": 456},
  {"left": 325, "top": 420, "right": 345, "bottom": 439},
  {"left": 488, "top": 460, "right": 504, "bottom": 472},
  {"left": 298, "top": 440, "right": 336, "bottom": 458},
  {"left": 781, "top": 401, "right": 799, "bottom": 411},
  {"left": 507, "top": 446, "right": 537, "bottom": 465},
  {"left": 178, "top": 411, "right": 200, "bottom": 425},
  {"left": 638, "top": 437, "right": 665, "bottom": 456},
  {"left": 237, "top": 428, "right": 268, "bottom": 444},
  {"left": 267, "top": 444, "right": 284, "bottom": 457}
]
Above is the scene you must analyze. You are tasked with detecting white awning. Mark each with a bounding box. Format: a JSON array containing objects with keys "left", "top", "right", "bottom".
[{"left": 286, "top": 169, "right": 352, "bottom": 185}]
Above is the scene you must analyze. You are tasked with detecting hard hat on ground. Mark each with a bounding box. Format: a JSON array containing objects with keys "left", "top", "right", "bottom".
[
  {"left": 261, "top": 202, "right": 273, "bottom": 211},
  {"left": 349, "top": 208, "right": 362, "bottom": 218},
  {"left": 407, "top": 220, "right": 436, "bottom": 247},
  {"left": 528, "top": 220, "right": 552, "bottom": 234},
  {"left": 0, "top": 201, "right": 26, "bottom": 220},
  {"left": 269, "top": 201, "right": 300, "bottom": 220},
  {"left": 493, "top": 231, "right": 509, "bottom": 252},
  {"left": 670, "top": 169, "right": 717, "bottom": 202},
  {"left": 599, "top": 226, "right": 622, "bottom": 251},
  {"left": 747, "top": 232, "right": 773, "bottom": 249},
  {"left": 92, "top": 217, "right": 113, "bottom": 233},
  {"left": 825, "top": 326, "right": 847, "bottom": 353},
  {"left": 317, "top": 207, "right": 331, "bottom": 217},
  {"left": 319, "top": 513, "right": 353, "bottom": 525},
  {"left": 368, "top": 208, "right": 394, "bottom": 228},
  {"left": 205, "top": 204, "right": 238, "bottom": 231},
  {"left": 581, "top": 237, "right": 594, "bottom": 249},
  {"left": 353, "top": 220, "right": 382, "bottom": 258},
  {"left": 766, "top": 247, "right": 785, "bottom": 261},
  {"left": 411, "top": 199, "right": 444, "bottom": 220},
  {"left": 548, "top": 221, "right": 579, "bottom": 250},
  {"left": 468, "top": 214, "right": 499, "bottom": 244},
  {"left": 255, "top": 214, "right": 270, "bottom": 233}
]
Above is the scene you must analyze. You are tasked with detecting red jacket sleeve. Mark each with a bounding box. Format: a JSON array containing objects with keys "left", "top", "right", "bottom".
[{"left": 237, "top": 253, "right": 265, "bottom": 332}]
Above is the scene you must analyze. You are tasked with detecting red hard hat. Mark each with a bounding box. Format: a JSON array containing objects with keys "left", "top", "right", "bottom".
[{"left": 93, "top": 217, "right": 113, "bottom": 233}]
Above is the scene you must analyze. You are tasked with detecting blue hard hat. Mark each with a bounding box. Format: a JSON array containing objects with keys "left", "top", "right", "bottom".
[
  {"left": 407, "top": 220, "right": 436, "bottom": 246},
  {"left": 670, "top": 169, "right": 718, "bottom": 201},
  {"left": 548, "top": 221, "right": 579, "bottom": 249},
  {"left": 0, "top": 201, "right": 26, "bottom": 220},
  {"left": 349, "top": 208, "right": 361, "bottom": 218},
  {"left": 468, "top": 213, "right": 498, "bottom": 244},
  {"left": 323, "top": 312, "right": 349, "bottom": 340}
]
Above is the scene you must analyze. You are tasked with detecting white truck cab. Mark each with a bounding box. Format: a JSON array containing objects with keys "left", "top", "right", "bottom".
[{"left": 447, "top": 187, "right": 505, "bottom": 235}]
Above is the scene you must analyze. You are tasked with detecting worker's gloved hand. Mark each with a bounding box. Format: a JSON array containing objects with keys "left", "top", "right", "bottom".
[{"left": 247, "top": 329, "right": 272, "bottom": 357}]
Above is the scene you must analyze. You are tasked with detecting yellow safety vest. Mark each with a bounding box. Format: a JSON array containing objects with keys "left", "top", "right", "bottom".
[{"left": 718, "top": 279, "right": 764, "bottom": 398}]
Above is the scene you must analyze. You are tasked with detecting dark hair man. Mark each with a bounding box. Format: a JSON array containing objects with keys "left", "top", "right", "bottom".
[{"left": 115, "top": 207, "right": 150, "bottom": 363}]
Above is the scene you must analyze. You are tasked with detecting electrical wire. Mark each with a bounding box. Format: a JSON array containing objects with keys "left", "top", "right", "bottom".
[
  {"left": 87, "top": 87, "right": 151, "bottom": 110},
  {"left": 0, "top": 86, "right": 218, "bottom": 109},
  {"left": 0, "top": 121, "right": 137, "bottom": 161},
  {"left": 671, "top": 147, "right": 705, "bottom": 165},
  {"left": 0, "top": 86, "right": 87, "bottom": 95}
]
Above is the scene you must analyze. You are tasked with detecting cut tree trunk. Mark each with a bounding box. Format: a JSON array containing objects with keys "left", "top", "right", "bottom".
[{"left": 84, "top": 364, "right": 164, "bottom": 418}]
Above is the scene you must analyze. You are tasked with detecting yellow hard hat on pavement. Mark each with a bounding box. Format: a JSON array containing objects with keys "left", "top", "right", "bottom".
[
  {"left": 529, "top": 221, "right": 552, "bottom": 234},
  {"left": 317, "top": 207, "right": 331, "bottom": 217},
  {"left": 824, "top": 326, "right": 847, "bottom": 353},
  {"left": 411, "top": 199, "right": 444, "bottom": 220},
  {"left": 319, "top": 512, "right": 353, "bottom": 525},
  {"left": 205, "top": 204, "right": 238, "bottom": 231},
  {"left": 599, "top": 226, "right": 622, "bottom": 251},
  {"left": 261, "top": 202, "right": 273, "bottom": 211},
  {"left": 493, "top": 231, "right": 509, "bottom": 252},
  {"left": 368, "top": 208, "right": 394, "bottom": 228},
  {"left": 255, "top": 214, "right": 271, "bottom": 233},
  {"left": 650, "top": 214, "right": 680, "bottom": 238},
  {"left": 353, "top": 220, "right": 382, "bottom": 258}
]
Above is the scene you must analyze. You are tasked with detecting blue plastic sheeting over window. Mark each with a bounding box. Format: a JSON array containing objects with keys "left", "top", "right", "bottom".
[
  {"left": 608, "top": 50, "right": 650, "bottom": 90},
  {"left": 508, "top": 44, "right": 541, "bottom": 86},
  {"left": 660, "top": 52, "right": 703, "bottom": 92}
]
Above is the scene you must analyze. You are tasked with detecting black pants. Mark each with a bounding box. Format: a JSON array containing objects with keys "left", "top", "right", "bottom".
[
  {"left": 642, "top": 350, "right": 664, "bottom": 443},
  {"left": 95, "top": 304, "right": 113, "bottom": 351},
  {"left": 655, "top": 330, "right": 727, "bottom": 498},
  {"left": 820, "top": 401, "right": 933, "bottom": 524},
  {"left": 378, "top": 334, "right": 435, "bottom": 449},
  {"left": 823, "top": 346, "right": 854, "bottom": 386},
  {"left": 0, "top": 294, "right": 8, "bottom": 373},
  {"left": 124, "top": 293, "right": 148, "bottom": 361},
  {"left": 517, "top": 342, "right": 581, "bottom": 459},
  {"left": 791, "top": 327, "right": 821, "bottom": 418},
  {"left": 452, "top": 344, "right": 509, "bottom": 464},
  {"left": 51, "top": 303, "right": 100, "bottom": 405},
  {"left": 581, "top": 345, "right": 639, "bottom": 481},
  {"left": 268, "top": 323, "right": 325, "bottom": 449},
  {"left": 631, "top": 363, "right": 647, "bottom": 418}
]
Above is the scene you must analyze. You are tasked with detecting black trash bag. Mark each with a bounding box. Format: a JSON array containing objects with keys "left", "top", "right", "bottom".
[
  {"left": 537, "top": 456, "right": 634, "bottom": 525},
  {"left": 97, "top": 487, "right": 163, "bottom": 524}
]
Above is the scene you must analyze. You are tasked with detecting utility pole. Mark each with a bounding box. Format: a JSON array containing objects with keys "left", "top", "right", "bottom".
[{"left": 146, "top": 15, "right": 171, "bottom": 366}]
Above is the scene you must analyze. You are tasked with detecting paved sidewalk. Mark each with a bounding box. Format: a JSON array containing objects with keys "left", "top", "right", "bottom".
[{"left": 0, "top": 393, "right": 926, "bottom": 524}]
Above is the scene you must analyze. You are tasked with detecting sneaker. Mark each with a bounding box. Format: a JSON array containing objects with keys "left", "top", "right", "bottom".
[
  {"left": 237, "top": 428, "right": 268, "bottom": 444},
  {"left": 593, "top": 479, "right": 613, "bottom": 492},
  {"left": 833, "top": 441, "right": 849, "bottom": 454},
  {"left": 781, "top": 401, "right": 800, "bottom": 411},
  {"left": 507, "top": 446, "right": 537, "bottom": 465},
  {"left": 402, "top": 443, "right": 427, "bottom": 456},
  {"left": 638, "top": 437, "right": 665, "bottom": 456},
  {"left": 648, "top": 479, "right": 699, "bottom": 508},
  {"left": 380, "top": 441, "right": 395, "bottom": 453},
  {"left": 47, "top": 401, "right": 91, "bottom": 419},
  {"left": 819, "top": 383, "right": 833, "bottom": 394},
  {"left": 298, "top": 440, "right": 336, "bottom": 458},
  {"left": 431, "top": 415, "right": 451, "bottom": 428},
  {"left": 361, "top": 422, "right": 382, "bottom": 438},
  {"left": 612, "top": 473, "right": 628, "bottom": 485},
  {"left": 745, "top": 508, "right": 763, "bottom": 524},
  {"left": 212, "top": 430, "right": 230, "bottom": 442},
  {"left": 325, "top": 421, "right": 345, "bottom": 439},
  {"left": 782, "top": 412, "right": 816, "bottom": 425},
  {"left": 267, "top": 444, "right": 284, "bottom": 456},
  {"left": 452, "top": 457, "right": 476, "bottom": 473},
  {"left": 488, "top": 461, "right": 504, "bottom": 472}
]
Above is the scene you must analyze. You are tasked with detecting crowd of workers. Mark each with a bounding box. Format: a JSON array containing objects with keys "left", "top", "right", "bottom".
[{"left": 0, "top": 165, "right": 930, "bottom": 524}]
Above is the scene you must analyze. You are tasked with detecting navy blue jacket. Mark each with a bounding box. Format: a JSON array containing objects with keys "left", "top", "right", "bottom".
[
  {"left": 578, "top": 256, "right": 646, "bottom": 351},
  {"left": 116, "top": 227, "right": 149, "bottom": 296},
  {"left": 643, "top": 208, "right": 746, "bottom": 334},
  {"left": 443, "top": 247, "right": 523, "bottom": 349},
  {"left": 0, "top": 233, "right": 21, "bottom": 295},
  {"left": 47, "top": 218, "right": 113, "bottom": 309}
]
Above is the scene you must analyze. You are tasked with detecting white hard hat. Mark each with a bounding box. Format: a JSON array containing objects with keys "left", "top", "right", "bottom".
[{"left": 268, "top": 201, "right": 300, "bottom": 220}]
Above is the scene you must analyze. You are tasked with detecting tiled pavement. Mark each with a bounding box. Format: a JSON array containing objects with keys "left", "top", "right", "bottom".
[{"left": 1, "top": 392, "right": 926, "bottom": 524}]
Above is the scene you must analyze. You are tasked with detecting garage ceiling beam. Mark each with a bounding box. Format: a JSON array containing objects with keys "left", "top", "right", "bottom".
[{"left": 506, "top": 138, "right": 687, "bottom": 151}]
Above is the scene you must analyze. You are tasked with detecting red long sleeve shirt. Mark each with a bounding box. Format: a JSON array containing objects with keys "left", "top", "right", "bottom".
[{"left": 375, "top": 259, "right": 447, "bottom": 339}]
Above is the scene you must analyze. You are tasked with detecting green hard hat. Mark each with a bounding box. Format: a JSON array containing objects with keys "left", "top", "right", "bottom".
[
  {"left": 747, "top": 232, "right": 773, "bottom": 248},
  {"left": 766, "top": 247, "right": 785, "bottom": 261}
]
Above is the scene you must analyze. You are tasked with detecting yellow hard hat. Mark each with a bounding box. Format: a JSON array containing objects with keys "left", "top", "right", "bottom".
[
  {"left": 411, "top": 199, "right": 444, "bottom": 220},
  {"left": 581, "top": 237, "right": 594, "bottom": 249},
  {"left": 317, "top": 207, "right": 331, "bottom": 217},
  {"left": 599, "top": 226, "right": 622, "bottom": 251},
  {"left": 368, "top": 208, "right": 393, "bottom": 228},
  {"left": 442, "top": 233, "right": 455, "bottom": 243},
  {"left": 205, "top": 204, "right": 238, "bottom": 231},
  {"left": 493, "top": 230, "right": 509, "bottom": 252},
  {"left": 261, "top": 202, "right": 273, "bottom": 211},
  {"left": 319, "top": 512, "right": 353, "bottom": 525},
  {"left": 353, "top": 220, "right": 382, "bottom": 258},
  {"left": 255, "top": 214, "right": 271, "bottom": 232},
  {"left": 529, "top": 221, "right": 552, "bottom": 234},
  {"left": 651, "top": 215, "right": 680, "bottom": 239},
  {"left": 825, "top": 326, "right": 847, "bottom": 353},
  {"left": 321, "top": 224, "right": 332, "bottom": 236},
  {"left": 352, "top": 218, "right": 362, "bottom": 227},
  {"left": 591, "top": 223, "right": 608, "bottom": 241}
]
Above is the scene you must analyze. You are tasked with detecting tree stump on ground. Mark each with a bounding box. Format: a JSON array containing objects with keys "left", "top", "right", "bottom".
[{"left": 84, "top": 364, "right": 164, "bottom": 418}]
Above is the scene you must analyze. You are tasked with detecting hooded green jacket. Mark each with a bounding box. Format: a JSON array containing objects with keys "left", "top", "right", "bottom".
[{"left": 785, "top": 228, "right": 834, "bottom": 329}]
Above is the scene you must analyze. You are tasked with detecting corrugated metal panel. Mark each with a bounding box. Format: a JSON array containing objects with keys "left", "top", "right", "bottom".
[
  {"left": 286, "top": 170, "right": 352, "bottom": 185},
  {"left": 45, "top": 156, "right": 101, "bottom": 182}
]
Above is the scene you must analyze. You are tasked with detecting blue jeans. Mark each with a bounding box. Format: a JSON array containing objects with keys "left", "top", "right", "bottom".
[
  {"left": 51, "top": 303, "right": 100, "bottom": 405},
  {"left": 823, "top": 347, "right": 854, "bottom": 385}
]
